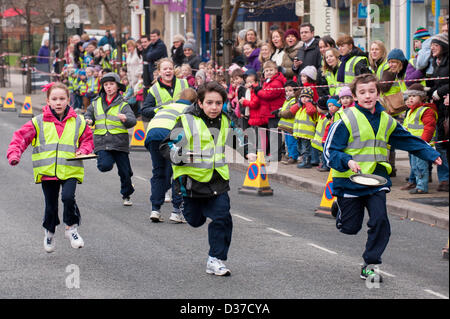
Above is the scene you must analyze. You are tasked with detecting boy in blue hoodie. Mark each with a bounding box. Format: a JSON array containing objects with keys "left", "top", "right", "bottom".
[{"left": 324, "top": 73, "right": 441, "bottom": 283}]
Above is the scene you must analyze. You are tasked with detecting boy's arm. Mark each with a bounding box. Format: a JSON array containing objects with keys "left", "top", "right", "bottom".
[
  {"left": 119, "top": 103, "right": 137, "bottom": 128},
  {"left": 323, "top": 120, "right": 353, "bottom": 172},
  {"left": 227, "top": 119, "right": 256, "bottom": 159},
  {"left": 159, "top": 121, "right": 191, "bottom": 166},
  {"left": 421, "top": 108, "right": 437, "bottom": 143}
]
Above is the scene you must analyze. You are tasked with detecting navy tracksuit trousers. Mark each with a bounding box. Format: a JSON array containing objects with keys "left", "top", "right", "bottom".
[
  {"left": 182, "top": 193, "right": 232, "bottom": 261},
  {"left": 335, "top": 191, "right": 391, "bottom": 265}
]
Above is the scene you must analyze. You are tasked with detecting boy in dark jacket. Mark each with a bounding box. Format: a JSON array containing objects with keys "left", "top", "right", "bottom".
[
  {"left": 159, "top": 82, "right": 256, "bottom": 276},
  {"left": 85, "top": 72, "right": 137, "bottom": 206}
]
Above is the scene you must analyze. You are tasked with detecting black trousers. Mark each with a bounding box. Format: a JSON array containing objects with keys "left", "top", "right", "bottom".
[{"left": 41, "top": 178, "right": 80, "bottom": 233}]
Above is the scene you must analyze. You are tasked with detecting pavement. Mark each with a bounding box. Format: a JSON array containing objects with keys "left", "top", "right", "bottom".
[{"left": 1, "top": 71, "right": 449, "bottom": 230}]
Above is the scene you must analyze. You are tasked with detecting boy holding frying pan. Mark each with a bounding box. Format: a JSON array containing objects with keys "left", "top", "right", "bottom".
[{"left": 323, "top": 73, "right": 441, "bottom": 283}]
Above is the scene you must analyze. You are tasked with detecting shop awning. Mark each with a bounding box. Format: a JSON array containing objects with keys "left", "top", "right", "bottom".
[{"left": 204, "top": 0, "right": 222, "bottom": 15}]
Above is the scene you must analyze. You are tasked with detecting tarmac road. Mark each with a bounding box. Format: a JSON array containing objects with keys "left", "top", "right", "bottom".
[{"left": 0, "top": 110, "right": 448, "bottom": 300}]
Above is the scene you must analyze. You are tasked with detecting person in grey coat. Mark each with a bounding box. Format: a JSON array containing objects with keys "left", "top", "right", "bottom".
[{"left": 84, "top": 72, "right": 137, "bottom": 206}]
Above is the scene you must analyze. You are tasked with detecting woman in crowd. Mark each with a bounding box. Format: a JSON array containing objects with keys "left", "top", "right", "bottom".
[
  {"left": 126, "top": 40, "right": 143, "bottom": 88},
  {"left": 283, "top": 28, "right": 303, "bottom": 81},
  {"left": 369, "top": 40, "right": 388, "bottom": 76},
  {"left": 322, "top": 48, "right": 341, "bottom": 96},
  {"left": 171, "top": 34, "right": 186, "bottom": 68}
]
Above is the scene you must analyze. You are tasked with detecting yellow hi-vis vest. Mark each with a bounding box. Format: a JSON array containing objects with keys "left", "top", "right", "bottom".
[
  {"left": 293, "top": 106, "right": 317, "bottom": 139},
  {"left": 332, "top": 107, "right": 397, "bottom": 179},
  {"left": 93, "top": 99, "right": 128, "bottom": 135},
  {"left": 146, "top": 102, "right": 189, "bottom": 133},
  {"left": 311, "top": 115, "right": 330, "bottom": 152},
  {"left": 172, "top": 113, "right": 230, "bottom": 183},
  {"left": 277, "top": 97, "right": 297, "bottom": 132},
  {"left": 148, "top": 78, "right": 188, "bottom": 107},
  {"left": 377, "top": 61, "right": 407, "bottom": 97},
  {"left": 324, "top": 67, "right": 339, "bottom": 96},
  {"left": 403, "top": 106, "right": 437, "bottom": 143},
  {"left": 338, "top": 56, "right": 369, "bottom": 87},
  {"left": 31, "top": 114, "right": 86, "bottom": 183}
]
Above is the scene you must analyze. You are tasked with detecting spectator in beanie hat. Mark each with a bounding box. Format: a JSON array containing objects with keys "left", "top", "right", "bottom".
[
  {"left": 300, "top": 65, "right": 319, "bottom": 102},
  {"left": 413, "top": 27, "right": 431, "bottom": 53}
]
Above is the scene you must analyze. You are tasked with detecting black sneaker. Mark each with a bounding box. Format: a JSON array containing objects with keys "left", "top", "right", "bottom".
[
  {"left": 360, "top": 265, "right": 383, "bottom": 283},
  {"left": 331, "top": 201, "right": 339, "bottom": 218}
]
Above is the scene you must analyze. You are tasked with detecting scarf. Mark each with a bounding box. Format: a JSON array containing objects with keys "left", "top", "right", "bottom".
[{"left": 337, "top": 54, "right": 351, "bottom": 83}]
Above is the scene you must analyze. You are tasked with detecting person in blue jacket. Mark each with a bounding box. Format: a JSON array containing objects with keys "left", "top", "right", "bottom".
[{"left": 324, "top": 73, "right": 441, "bottom": 283}]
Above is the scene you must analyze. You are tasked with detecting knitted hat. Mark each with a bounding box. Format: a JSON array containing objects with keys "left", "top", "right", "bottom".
[
  {"left": 101, "top": 72, "right": 126, "bottom": 92},
  {"left": 300, "top": 87, "right": 314, "bottom": 99},
  {"left": 183, "top": 42, "right": 194, "bottom": 51},
  {"left": 284, "top": 28, "right": 300, "bottom": 40},
  {"left": 431, "top": 33, "right": 449, "bottom": 49},
  {"left": 339, "top": 86, "right": 352, "bottom": 98},
  {"left": 317, "top": 96, "right": 329, "bottom": 111},
  {"left": 173, "top": 34, "right": 185, "bottom": 43},
  {"left": 238, "top": 29, "right": 247, "bottom": 40},
  {"left": 195, "top": 69, "right": 206, "bottom": 82},
  {"left": 413, "top": 27, "right": 431, "bottom": 42},
  {"left": 327, "top": 97, "right": 342, "bottom": 108},
  {"left": 404, "top": 83, "right": 427, "bottom": 97},
  {"left": 300, "top": 65, "right": 317, "bottom": 81},
  {"left": 78, "top": 70, "right": 86, "bottom": 76},
  {"left": 387, "top": 48, "right": 407, "bottom": 62}
]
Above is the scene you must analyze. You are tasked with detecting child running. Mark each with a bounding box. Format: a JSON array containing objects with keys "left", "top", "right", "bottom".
[
  {"left": 7, "top": 82, "right": 94, "bottom": 252},
  {"left": 324, "top": 74, "right": 441, "bottom": 283}
]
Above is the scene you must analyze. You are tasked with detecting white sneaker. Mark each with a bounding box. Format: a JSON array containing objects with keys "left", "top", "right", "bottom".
[
  {"left": 206, "top": 256, "right": 231, "bottom": 276},
  {"left": 43, "top": 230, "right": 55, "bottom": 253},
  {"left": 65, "top": 226, "right": 84, "bottom": 249},
  {"left": 150, "top": 211, "right": 164, "bottom": 222},
  {"left": 164, "top": 190, "right": 171, "bottom": 203},
  {"left": 169, "top": 212, "right": 186, "bottom": 223},
  {"left": 123, "top": 197, "right": 133, "bottom": 206}
]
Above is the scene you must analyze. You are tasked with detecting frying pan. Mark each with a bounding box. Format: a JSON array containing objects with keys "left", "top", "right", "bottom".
[{"left": 349, "top": 170, "right": 387, "bottom": 187}]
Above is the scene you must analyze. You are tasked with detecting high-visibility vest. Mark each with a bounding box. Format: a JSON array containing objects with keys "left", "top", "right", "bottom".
[
  {"left": 338, "top": 56, "right": 369, "bottom": 87},
  {"left": 378, "top": 63, "right": 407, "bottom": 97},
  {"left": 403, "top": 106, "right": 437, "bottom": 143},
  {"left": 172, "top": 113, "right": 230, "bottom": 183},
  {"left": 324, "top": 67, "right": 339, "bottom": 96},
  {"left": 68, "top": 75, "right": 75, "bottom": 92},
  {"left": 86, "top": 77, "right": 99, "bottom": 94},
  {"left": 146, "top": 102, "right": 189, "bottom": 133},
  {"left": 93, "top": 98, "right": 128, "bottom": 135},
  {"left": 293, "top": 106, "right": 317, "bottom": 139},
  {"left": 148, "top": 78, "right": 188, "bottom": 107},
  {"left": 78, "top": 80, "right": 87, "bottom": 95},
  {"left": 277, "top": 97, "right": 297, "bottom": 131},
  {"left": 332, "top": 107, "right": 397, "bottom": 178},
  {"left": 31, "top": 114, "right": 86, "bottom": 183},
  {"left": 311, "top": 115, "right": 330, "bottom": 152}
]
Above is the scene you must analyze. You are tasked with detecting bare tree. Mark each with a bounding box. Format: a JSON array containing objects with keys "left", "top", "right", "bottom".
[
  {"left": 222, "top": 0, "right": 295, "bottom": 69},
  {"left": 0, "top": 0, "right": 6, "bottom": 87}
]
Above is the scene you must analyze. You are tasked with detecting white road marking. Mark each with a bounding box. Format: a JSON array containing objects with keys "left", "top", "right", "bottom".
[
  {"left": 377, "top": 270, "right": 396, "bottom": 278},
  {"left": 134, "top": 175, "right": 148, "bottom": 182},
  {"left": 267, "top": 227, "right": 293, "bottom": 237},
  {"left": 307, "top": 243, "right": 338, "bottom": 255},
  {"left": 232, "top": 214, "right": 253, "bottom": 222},
  {"left": 424, "top": 289, "right": 449, "bottom": 299}
]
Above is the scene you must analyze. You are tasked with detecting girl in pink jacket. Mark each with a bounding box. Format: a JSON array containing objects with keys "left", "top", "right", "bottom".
[{"left": 7, "top": 82, "right": 94, "bottom": 253}]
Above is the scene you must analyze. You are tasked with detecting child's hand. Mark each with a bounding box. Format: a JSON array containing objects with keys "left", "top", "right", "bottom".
[
  {"left": 86, "top": 119, "right": 93, "bottom": 126},
  {"left": 347, "top": 159, "right": 361, "bottom": 173},
  {"left": 434, "top": 157, "right": 443, "bottom": 166},
  {"left": 117, "top": 114, "right": 127, "bottom": 122},
  {"left": 9, "top": 158, "right": 19, "bottom": 166}
]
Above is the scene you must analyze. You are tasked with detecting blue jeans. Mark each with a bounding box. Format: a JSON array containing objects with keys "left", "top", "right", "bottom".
[
  {"left": 435, "top": 143, "right": 449, "bottom": 182},
  {"left": 311, "top": 146, "right": 319, "bottom": 165},
  {"left": 96, "top": 150, "right": 135, "bottom": 199},
  {"left": 411, "top": 155, "right": 429, "bottom": 192},
  {"left": 336, "top": 191, "right": 391, "bottom": 265},
  {"left": 182, "top": 193, "right": 232, "bottom": 261},
  {"left": 146, "top": 139, "right": 183, "bottom": 211},
  {"left": 285, "top": 134, "right": 299, "bottom": 160},
  {"left": 297, "top": 138, "right": 311, "bottom": 163}
]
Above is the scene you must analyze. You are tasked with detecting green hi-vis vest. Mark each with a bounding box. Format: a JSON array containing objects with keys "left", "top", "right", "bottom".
[
  {"left": 277, "top": 97, "right": 297, "bottom": 131},
  {"left": 293, "top": 106, "right": 317, "bottom": 139},
  {"left": 311, "top": 116, "right": 330, "bottom": 152},
  {"left": 172, "top": 113, "right": 230, "bottom": 183},
  {"left": 378, "top": 64, "right": 407, "bottom": 97},
  {"left": 324, "top": 68, "right": 339, "bottom": 96},
  {"left": 93, "top": 99, "right": 128, "bottom": 135},
  {"left": 332, "top": 107, "right": 397, "bottom": 179},
  {"left": 148, "top": 78, "right": 188, "bottom": 107},
  {"left": 337, "top": 56, "right": 369, "bottom": 88},
  {"left": 31, "top": 114, "right": 86, "bottom": 184},
  {"left": 146, "top": 102, "right": 189, "bottom": 133},
  {"left": 403, "top": 106, "right": 437, "bottom": 143}
]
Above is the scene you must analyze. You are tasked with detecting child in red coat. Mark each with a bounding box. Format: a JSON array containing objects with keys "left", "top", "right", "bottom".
[{"left": 7, "top": 82, "right": 94, "bottom": 253}]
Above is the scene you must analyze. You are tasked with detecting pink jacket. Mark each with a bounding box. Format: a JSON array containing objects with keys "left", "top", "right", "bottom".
[{"left": 7, "top": 105, "right": 94, "bottom": 180}]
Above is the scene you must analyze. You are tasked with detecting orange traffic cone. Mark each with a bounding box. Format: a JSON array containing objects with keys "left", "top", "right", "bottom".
[{"left": 238, "top": 150, "right": 273, "bottom": 196}]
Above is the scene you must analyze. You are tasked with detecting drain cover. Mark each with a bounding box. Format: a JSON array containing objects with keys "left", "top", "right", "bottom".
[{"left": 407, "top": 197, "right": 449, "bottom": 207}]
